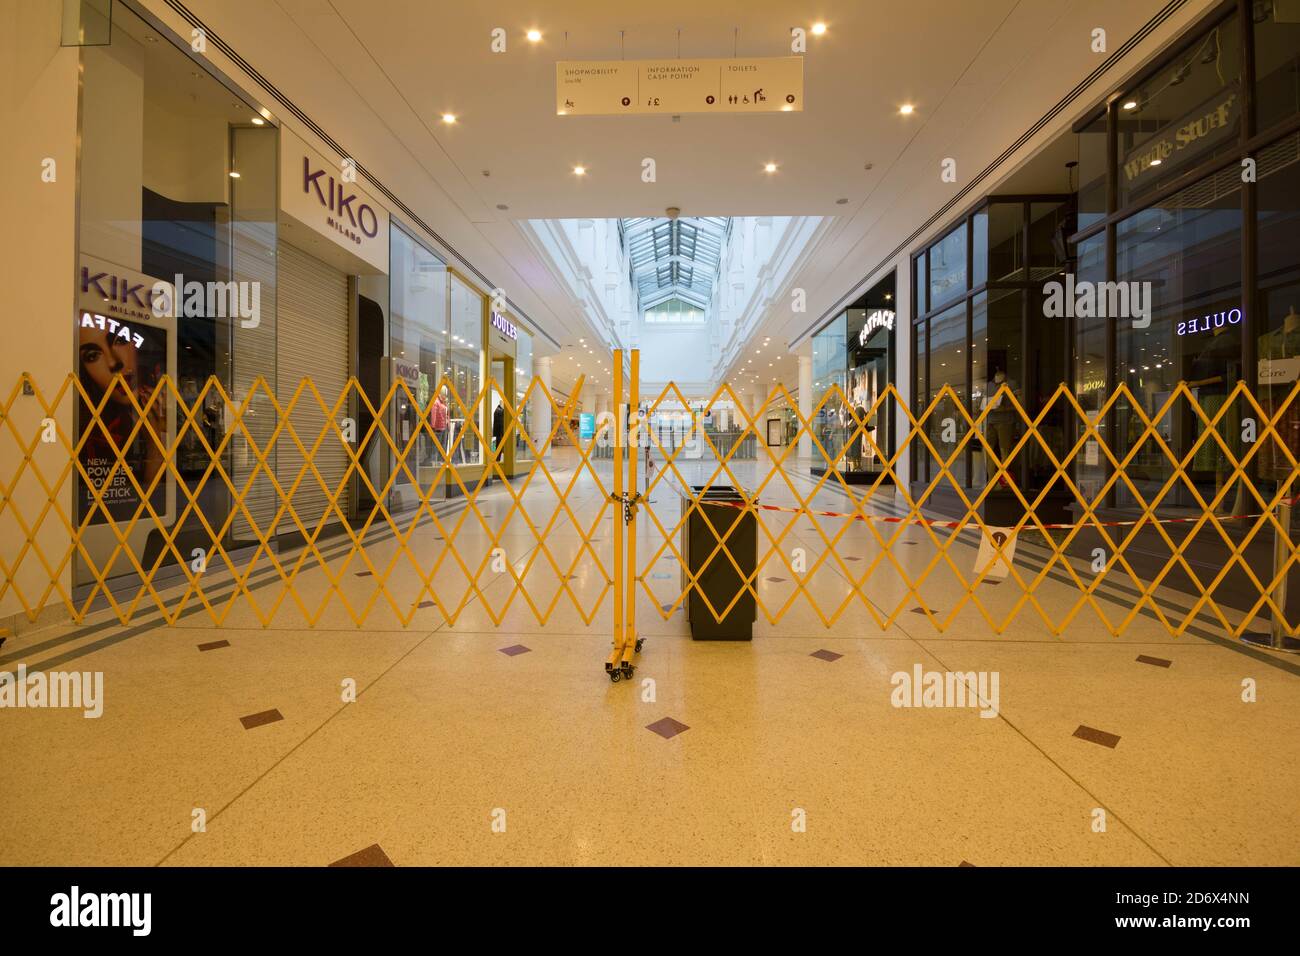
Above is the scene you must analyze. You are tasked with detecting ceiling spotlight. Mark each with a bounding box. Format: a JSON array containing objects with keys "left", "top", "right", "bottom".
[
  {"left": 1150, "top": 158, "right": 1163, "bottom": 166},
  {"left": 764, "top": 162, "right": 778, "bottom": 173},
  {"left": 251, "top": 116, "right": 265, "bottom": 126},
  {"left": 228, "top": 170, "right": 241, "bottom": 179},
  {"left": 573, "top": 165, "right": 586, "bottom": 175},
  {"left": 811, "top": 22, "right": 828, "bottom": 35},
  {"left": 441, "top": 113, "right": 457, "bottom": 124},
  {"left": 527, "top": 29, "right": 542, "bottom": 42},
  {"left": 1122, "top": 99, "right": 1138, "bottom": 110},
  {"left": 899, "top": 104, "right": 915, "bottom": 115}
]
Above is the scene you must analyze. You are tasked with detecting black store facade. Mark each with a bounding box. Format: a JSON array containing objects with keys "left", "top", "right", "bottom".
[
  {"left": 810, "top": 271, "right": 899, "bottom": 481},
  {"left": 910, "top": 0, "right": 1300, "bottom": 522}
]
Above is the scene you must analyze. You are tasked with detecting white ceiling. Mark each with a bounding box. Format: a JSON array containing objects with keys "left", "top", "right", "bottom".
[{"left": 155, "top": 0, "right": 1212, "bottom": 399}]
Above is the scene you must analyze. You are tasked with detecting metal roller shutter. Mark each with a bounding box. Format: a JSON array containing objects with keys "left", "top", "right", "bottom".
[{"left": 276, "top": 241, "right": 350, "bottom": 534}]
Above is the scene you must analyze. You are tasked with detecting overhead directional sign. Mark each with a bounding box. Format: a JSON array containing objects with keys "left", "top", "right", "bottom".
[{"left": 556, "top": 57, "right": 804, "bottom": 116}]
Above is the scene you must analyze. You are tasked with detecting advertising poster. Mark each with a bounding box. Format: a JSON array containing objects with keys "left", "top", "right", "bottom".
[
  {"left": 73, "top": 255, "right": 177, "bottom": 586},
  {"left": 76, "top": 312, "right": 169, "bottom": 524},
  {"left": 579, "top": 412, "right": 596, "bottom": 441}
]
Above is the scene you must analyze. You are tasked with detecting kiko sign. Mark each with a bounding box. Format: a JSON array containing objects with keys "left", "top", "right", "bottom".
[{"left": 280, "top": 125, "right": 389, "bottom": 274}]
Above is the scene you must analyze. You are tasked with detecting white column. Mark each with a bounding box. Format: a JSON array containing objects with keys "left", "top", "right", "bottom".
[
  {"left": 533, "top": 356, "right": 552, "bottom": 459},
  {"left": 798, "top": 352, "right": 813, "bottom": 459}
]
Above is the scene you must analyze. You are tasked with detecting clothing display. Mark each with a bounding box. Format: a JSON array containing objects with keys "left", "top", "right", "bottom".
[{"left": 1258, "top": 308, "right": 1300, "bottom": 481}]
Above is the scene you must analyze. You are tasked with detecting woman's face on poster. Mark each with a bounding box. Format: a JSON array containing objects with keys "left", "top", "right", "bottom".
[{"left": 79, "top": 325, "right": 139, "bottom": 405}]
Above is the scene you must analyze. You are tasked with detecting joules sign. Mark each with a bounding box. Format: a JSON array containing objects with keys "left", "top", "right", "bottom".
[
  {"left": 490, "top": 311, "right": 517, "bottom": 341},
  {"left": 280, "top": 125, "right": 389, "bottom": 274},
  {"left": 1177, "top": 307, "right": 1242, "bottom": 337}
]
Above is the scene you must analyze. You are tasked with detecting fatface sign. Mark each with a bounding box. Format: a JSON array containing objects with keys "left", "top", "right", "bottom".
[
  {"left": 1122, "top": 82, "right": 1240, "bottom": 191},
  {"left": 556, "top": 57, "right": 803, "bottom": 116},
  {"left": 858, "top": 309, "right": 895, "bottom": 346},
  {"left": 280, "top": 125, "right": 389, "bottom": 274}
]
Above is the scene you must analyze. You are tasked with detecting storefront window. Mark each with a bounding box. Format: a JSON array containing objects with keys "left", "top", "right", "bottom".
[
  {"left": 1072, "top": 233, "right": 1108, "bottom": 497},
  {"left": 811, "top": 311, "right": 847, "bottom": 467},
  {"left": 1076, "top": 112, "right": 1108, "bottom": 231},
  {"left": 448, "top": 274, "right": 484, "bottom": 466},
  {"left": 971, "top": 290, "right": 1023, "bottom": 485},
  {"left": 1254, "top": 3, "right": 1300, "bottom": 134},
  {"left": 1116, "top": 172, "right": 1242, "bottom": 506},
  {"left": 914, "top": 253, "right": 927, "bottom": 315},
  {"left": 928, "top": 226, "right": 966, "bottom": 310},
  {"left": 987, "top": 202, "right": 1025, "bottom": 283},
  {"left": 390, "top": 226, "right": 447, "bottom": 497},
  {"left": 75, "top": 0, "right": 275, "bottom": 582},
  {"left": 928, "top": 303, "right": 968, "bottom": 487},
  {"left": 1255, "top": 130, "right": 1300, "bottom": 482},
  {"left": 1116, "top": 14, "right": 1241, "bottom": 208},
  {"left": 515, "top": 329, "right": 534, "bottom": 464},
  {"left": 1029, "top": 202, "right": 1067, "bottom": 274}
]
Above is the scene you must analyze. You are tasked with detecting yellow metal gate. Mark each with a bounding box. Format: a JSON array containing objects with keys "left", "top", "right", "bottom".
[{"left": 2, "top": 351, "right": 1298, "bottom": 664}]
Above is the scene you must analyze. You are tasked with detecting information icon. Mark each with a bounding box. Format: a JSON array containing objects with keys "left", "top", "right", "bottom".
[
  {"left": 621, "top": 96, "right": 631, "bottom": 106},
  {"left": 786, "top": 94, "right": 796, "bottom": 104},
  {"left": 706, "top": 95, "right": 715, "bottom": 104}
]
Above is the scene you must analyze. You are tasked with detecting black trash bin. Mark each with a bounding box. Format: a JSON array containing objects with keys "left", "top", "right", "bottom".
[{"left": 680, "top": 483, "right": 757, "bottom": 640}]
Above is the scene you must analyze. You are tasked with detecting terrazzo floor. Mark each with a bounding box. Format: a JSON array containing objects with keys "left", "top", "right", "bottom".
[{"left": 2, "top": 449, "right": 1297, "bottom": 866}]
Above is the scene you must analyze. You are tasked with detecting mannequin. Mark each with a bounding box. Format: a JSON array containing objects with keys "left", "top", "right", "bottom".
[
  {"left": 429, "top": 385, "right": 450, "bottom": 464},
  {"left": 1259, "top": 305, "right": 1300, "bottom": 483},
  {"left": 983, "top": 368, "right": 1018, "bottom": 470}
]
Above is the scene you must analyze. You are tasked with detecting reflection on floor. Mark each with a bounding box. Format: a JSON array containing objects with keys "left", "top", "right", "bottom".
[{"left": 2, "top": 449, "right": 1297, "bottom": 866}]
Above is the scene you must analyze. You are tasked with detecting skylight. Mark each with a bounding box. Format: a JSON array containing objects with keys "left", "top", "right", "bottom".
[{"left": 621, "top": 216, "right": 730, "bottom": 312}]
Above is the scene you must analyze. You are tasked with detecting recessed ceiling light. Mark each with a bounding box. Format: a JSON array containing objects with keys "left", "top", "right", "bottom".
[
  {"left": 764, "top": 162, "right": 778, "bottom": 173},
  {"left": 229, "top": 171, "right": 241, "bottom": 179},
  {"left": 1122, "top": 100, "right": 1138, "bottom": 110},
  {"left": 442, "top": 113, "right": 457, "bottom": 124},
  {"left": 250, "top": 116, "right": 265, "bottom": 126},
  {"left": 1150, "top": 158, "right": 1162, "bottom": 166},
  {"left": 899, "top": 104, "right": 915, "bottom": 115},
  {"left": 527, "top": 29, "right": 542, "bottom": 42},
  {"left": 573, "top": 165, "right": 586, "bottom": 175},
  {"left": 811, "top": 22, "right": 828, "bottom": 36}
]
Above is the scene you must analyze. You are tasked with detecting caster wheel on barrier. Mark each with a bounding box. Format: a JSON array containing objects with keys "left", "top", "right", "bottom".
[
  {"left": 635, "top": 639, "right": 644, "bottom": 653},
  {"left": 622, "top": 665, "right": 635, "bottom": 680},
  {"left": 610, "top": 670, "right": 621, "bottom": 683}
]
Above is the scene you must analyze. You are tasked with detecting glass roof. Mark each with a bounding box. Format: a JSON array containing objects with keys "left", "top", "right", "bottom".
[{"left": 621, "top": 216, "right": 730, "bottom": 311}]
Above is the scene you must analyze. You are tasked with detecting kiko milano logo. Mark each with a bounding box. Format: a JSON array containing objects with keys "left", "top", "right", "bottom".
[{"left": 303, "top": 157, "right": 380, "bottom": 242}]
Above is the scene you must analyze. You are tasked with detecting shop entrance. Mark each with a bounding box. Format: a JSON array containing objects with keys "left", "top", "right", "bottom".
[{"left": 488, "top": 353, "right": 516, "bottom": 481}]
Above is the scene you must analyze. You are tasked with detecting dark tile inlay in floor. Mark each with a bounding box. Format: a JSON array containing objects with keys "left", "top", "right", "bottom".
[
  {"left": 499, "top": 644, "right": 531, "bottom": 656},
  {"left": 354, "top": 570, "right": 372, "bottom": 577},
  {"left": 767, "top": 576, "right": 788, "bottom": 583},
  {"left": 646, "top": 716, "right": 690, "bottom": 739},
  {"left": 418, "top": 600, "right": 435, "bottom": 609},
  {"left": 1073, "top": 725, "right": 1121, "bottom": 749},
  {"left": 910, "top": 607, "right": 935, "bottom": 616},
  {"left": 1136, "top": 654, "right": 1172, "bottom": 668},
  {"left": 329, "top": 843, "right": 394, "bottom": 867},
  {"left": 810, "top": 649, "right": 842, "bottom": 662},
  {"left": 197, "top": 640, "right": 230, "bottom": 651},
  {"left": 239, "top": 708, "right": 283, "bottom": 730},
  {"left": 959, "top": 860, "right": 976, "bottom": 867},
  {"left": 844, "top": 556, "right": 861, "bottom": 561}
]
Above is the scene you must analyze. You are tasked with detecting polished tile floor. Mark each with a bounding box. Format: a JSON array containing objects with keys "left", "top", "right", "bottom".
[{"left": 2, "top": 449, "right": 1297, "bottom": 866}]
